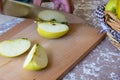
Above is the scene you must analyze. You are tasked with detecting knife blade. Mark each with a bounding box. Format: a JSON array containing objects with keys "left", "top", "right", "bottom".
[
  {"left": 3, "top": 0, "right": 80, "bottom": 24},
  {"left": 3, "top": 0, "right": 50, "bottom": 20}
]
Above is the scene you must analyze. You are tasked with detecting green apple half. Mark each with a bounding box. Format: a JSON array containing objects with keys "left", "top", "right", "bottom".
[
  {"left": 37, "top": 10, "right": 69, "bottom": 39},
  {"left": 0, "top": 38, "right": 31, "bottom": 57},
  {"left": 37, "top": 22, "right": 69, "bottom": 39},
  {"left": 23, "top": 44, "right": 48, "bottom": 71}
]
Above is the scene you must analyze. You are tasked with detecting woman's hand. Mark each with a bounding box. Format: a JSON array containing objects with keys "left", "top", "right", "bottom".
[
  {"left": 51, "top": 0, "right": 74, "bottom": 13},
  {"left": 33, "top": 0, "right": 74, "bottom": 13},
  {"left": 33, "top": 0, "right": 42, "bottom": 6}
]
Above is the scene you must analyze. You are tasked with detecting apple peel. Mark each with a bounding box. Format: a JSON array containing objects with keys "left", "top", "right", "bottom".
[{"left": 23, "top": 44, "right": 48, "bottom": 71}]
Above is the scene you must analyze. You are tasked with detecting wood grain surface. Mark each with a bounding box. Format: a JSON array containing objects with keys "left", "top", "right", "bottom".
[{"left": 0, "top": 14, "right": 106, "bottom": 80}]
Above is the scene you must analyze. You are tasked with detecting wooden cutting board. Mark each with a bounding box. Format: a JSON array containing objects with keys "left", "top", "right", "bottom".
[{"left": 0, "top": 14, "right": 106, "bottom": 80}]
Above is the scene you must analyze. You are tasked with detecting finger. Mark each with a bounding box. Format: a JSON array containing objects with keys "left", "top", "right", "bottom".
[
  {"left": 61, "top": 0, "right": 74, "bottom": 13},
  {"left": 63, "top": 5, "right": 70, "bottom": 13},
  {"left": 52, "top": 0, "right": 61, "bottom": 10},
  {"left": 62, "top": 0, "right": 70, "bottom": 13},
  {"left": 60, "top": 4, "right": 66, "bottom": 12},
  {"left": 33, "top": 0, "right": 42, "bottom": 6},
  {"left": 69, "top": 1, "right": 74, "bottom": 13}
]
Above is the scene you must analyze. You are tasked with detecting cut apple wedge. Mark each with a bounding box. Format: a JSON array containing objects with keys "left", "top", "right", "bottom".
[
  {"left": 23, "top": 44, "right": 48, "bottom": 71},
  {"left": 37, "top": 22, "right": 69, "bottom": 39},
  {"left": 0, "top": 38, "right": 31, "bottom": 57},
  {"left": 38, "top": 10, "right": 67, "bottom": 23}
]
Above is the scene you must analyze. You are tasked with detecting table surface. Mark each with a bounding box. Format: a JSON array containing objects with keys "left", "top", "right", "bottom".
[{"left": 1, "top": 0, "right": 120, "bottom": 80}]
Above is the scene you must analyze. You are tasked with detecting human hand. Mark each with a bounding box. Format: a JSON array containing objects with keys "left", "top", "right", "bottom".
[
  {"left": 33, "top": 0, "right": 42, "bottom": 6},
  {"left": 33, "top": 0, "right": 74, "bottom": 13},
  {"left": 51, "top": 0, "right": 74, "bottom": 13}
]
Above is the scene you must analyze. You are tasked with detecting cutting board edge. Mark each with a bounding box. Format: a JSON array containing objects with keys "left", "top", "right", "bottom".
[{"left": 57, "top": 33, "right": 106, "bottom": 80}]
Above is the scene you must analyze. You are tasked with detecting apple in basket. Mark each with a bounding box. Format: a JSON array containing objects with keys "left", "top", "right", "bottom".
[
  {"left": 37, "top": 10, "right": 69, "bottom": 39},
  {"left": 116, "top": 0, "right": 120, "bottom": 19},
  {"left": 105, "top": 0, "right": 118, "bottom": 14}
]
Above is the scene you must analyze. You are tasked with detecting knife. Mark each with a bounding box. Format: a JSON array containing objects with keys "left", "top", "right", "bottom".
[
  {"left": 3, "top": 0, "right": 51, "bottom": 20},
  {"left": 3, "top": 0, "right": 82, "bottom": 24}
]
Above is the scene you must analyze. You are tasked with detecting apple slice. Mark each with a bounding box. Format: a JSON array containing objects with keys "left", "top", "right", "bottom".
[
  {"left": 38, "top": 10, "right": 67, "bottom": 23},
  {"left": 23, "top": 44, "right": 48, "bottom": 71},
  {"left": 0, "top": 38, "right": 31, "bottom": 57},
  {"left": 37, "top": 22, "right": 69, "bottom": 39}
]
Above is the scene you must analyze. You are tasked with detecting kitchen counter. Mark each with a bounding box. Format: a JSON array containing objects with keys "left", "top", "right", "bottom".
[{"left": 0, "top": 0, "right": 120, "bottom": 80}]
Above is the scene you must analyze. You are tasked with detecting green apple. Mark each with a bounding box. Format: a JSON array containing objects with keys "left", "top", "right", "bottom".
[
  {"left": 0, "top": 38, "right": 31, "bottom": 57},
  {"left": 37, "top": 10, "right": 69, "bottom": 39},
  {"left": 116, "top": 0, "right": 120, "bottom": 19},
  {"left": 105, "top": 0, "right": 118, "bottom": 14},
  {"left": 37, "top": 22, "right": 69, "bottom": 39},
  {"left": 23, "top": 44, "right": 48, "bottom": 71},
  {"left": 38, "top": 10, "right": 67, "bottom": 23}
]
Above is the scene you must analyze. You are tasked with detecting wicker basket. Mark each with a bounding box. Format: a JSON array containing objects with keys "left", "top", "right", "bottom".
[
  {"left": 104, "top": 11, "right": 120, "bottom": 50},
  {"left": 107, "top": 33, "right": 120, "bottom": 50},
  {"left": 95, "top": 4, "right": 120, "bottom": 51},
  {"left": 104, "top": 11, "right": 120, "bottom": 32}
]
